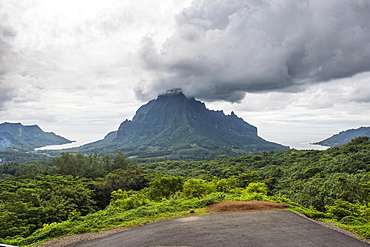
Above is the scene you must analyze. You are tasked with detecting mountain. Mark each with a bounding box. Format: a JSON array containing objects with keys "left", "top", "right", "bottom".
[
  {"left": 68, "top": 89, "right": 288, "bottom": 160},
  {"left": 314, "top": 126, "right": 370, "bottom": 147},
  {"left": 0, "top": 122, "right": 73, "bottom": 151}
]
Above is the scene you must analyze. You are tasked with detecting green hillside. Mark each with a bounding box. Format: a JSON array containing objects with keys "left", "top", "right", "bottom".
[
  {"left": 61, "top": 89, "right": 288, "bottom": 160},
  {"left": 0, "top": 122, "right": 73, "bottom": 151},
  {"left": 315, "top": 126, "right": 370, "bottom": 147}
]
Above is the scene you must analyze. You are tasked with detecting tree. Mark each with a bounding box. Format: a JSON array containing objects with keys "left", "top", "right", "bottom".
[
  {"left": 111, "top": 151, "right": 137, "bottom": 171},
  {"left": 52, "top": 152, "right": 105, "bottom": 178},
  {"left": 348, "top": 136, "right": 369, "bottom": 145},
  {"left": 93, "top": 169, "right": 149, "bottom": 209},
  {"left": 235, "top": 172, "right": 260, "bottom": 188},
  {"left": 52, "top": 152, "right": 78, "bottom": 176},
  {"left": 212, "top": 177, "right": 237, "bottom": 193},
  {"left": 0, "top": 175, "right": 95, "bottom": 238},
  {"left": 245, "top": 182, "right": 268, "bottom": 195},
  {"left": 183, "top": 179, "right": 214, "bottom": 198},
  {"left": 147, "top": 176, "right": 184, "bottom": 201}
]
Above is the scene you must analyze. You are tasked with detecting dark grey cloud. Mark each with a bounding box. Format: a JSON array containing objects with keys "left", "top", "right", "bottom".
[
  {"left": 137, "top": 0, "right": 370, "bottom": 102},
  {"left": 0, "top": 25, "right": 17, "bottom": 110}
]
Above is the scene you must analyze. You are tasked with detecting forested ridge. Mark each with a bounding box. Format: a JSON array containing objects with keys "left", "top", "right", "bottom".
[
  {"left": 53, "top": 90, "right": 287, "bottom": 160},
  {"left": 0, "top": 137, "right": 369, "bottom": 246},
  {"left": 315, "top": 126, "right": 370, "bottom": 147},
  {"left": 0, "top": 122, "right": 73, "bottom": 152}
]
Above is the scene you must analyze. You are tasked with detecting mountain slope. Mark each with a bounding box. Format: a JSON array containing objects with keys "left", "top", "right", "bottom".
[
  {"left": 314, "top": 126, "right": 370, "bottom": 147},
  {"left": 69, "top": 89, "right": 288, "bottom": 160},
  {"left": 0, "top": 122, "right": 73, "bottom": 151}
]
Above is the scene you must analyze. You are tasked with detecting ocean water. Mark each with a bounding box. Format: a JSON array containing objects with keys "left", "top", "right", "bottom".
[
  {"left": 287, "top": 142, "right": 329, "bottom": 150},
  {"left": 35, "top": 141, "right": 86, "bottom": 151},
  {"left": 36, "top": 140, "right": 330, "bottom": 152}
]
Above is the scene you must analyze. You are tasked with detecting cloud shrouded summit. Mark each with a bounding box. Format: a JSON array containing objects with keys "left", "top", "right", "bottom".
[{"left": 136, "top": 0, "right": 370, "bottom": 102}]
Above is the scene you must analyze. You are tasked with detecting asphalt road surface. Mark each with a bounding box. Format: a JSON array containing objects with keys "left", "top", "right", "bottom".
[{"left": 74, "top": 210, "right": 369, "bottom": 247}]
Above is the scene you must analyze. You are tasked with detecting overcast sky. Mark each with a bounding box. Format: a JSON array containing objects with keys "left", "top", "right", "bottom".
[{"left": 1, "top": 0, "right": 370, "bottom": 150}]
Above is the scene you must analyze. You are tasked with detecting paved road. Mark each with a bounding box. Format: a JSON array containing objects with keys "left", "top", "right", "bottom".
[{"left": 75, "top": 210, "right": 369, "bottom": 247}]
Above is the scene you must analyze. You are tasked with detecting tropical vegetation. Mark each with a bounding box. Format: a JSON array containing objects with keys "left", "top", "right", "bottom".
[{"left": 0, "top": 137, "right": 369, "bottom": 246}]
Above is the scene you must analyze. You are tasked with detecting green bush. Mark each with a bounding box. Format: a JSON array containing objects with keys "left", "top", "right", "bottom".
[
  {"left": 340, "top": 216, "right": 368, "bottom": 225},
  {"left": 183, "top": 179, "right": 214, "bottom": 198},
  {"left": 241, "top": 192, "right": 269, "bottom": 201},
  {"left": 109, "top": 190, "right": 150, "bottom": 210},
  {"left": 245, "top": 182, "right": 268, "bottom": 195},
  {"left": 348, "top": 224, "right": 370, "bottom": 239},
  {"left": 326, "top": 200, "right": 361, "bottom": 219},
  {"left": 195, "top": 192, "right": 226, "bottom": 207},
  {"left": 147, "top": 176, "right": 184, "bottom": 201},
  {"left": 212, "top": 177, "right": 237, "bottom": 193}
]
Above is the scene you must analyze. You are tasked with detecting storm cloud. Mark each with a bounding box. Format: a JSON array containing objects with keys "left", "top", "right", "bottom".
[
  {"left": 0, "top": 24, "right": 17, "bottom": 110},
  {"left": 136, "top": 0, "right": 370, "bottom": 102}
]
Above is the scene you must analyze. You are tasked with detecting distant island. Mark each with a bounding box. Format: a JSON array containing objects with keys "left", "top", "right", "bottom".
[
  {"left": 0, "top": 122, "right": 73, "bottom": 152},
  {"left": 314, "top": 126, "right": 370, "bottom": 147}
]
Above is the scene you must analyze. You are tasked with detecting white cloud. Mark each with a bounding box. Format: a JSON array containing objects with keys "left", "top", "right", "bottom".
[{"left": 0, "top": 0, "right": 193, "bottom": 144}]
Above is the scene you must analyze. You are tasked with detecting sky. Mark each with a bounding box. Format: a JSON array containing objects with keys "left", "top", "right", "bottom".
[{"left": 1, "top": 0, "right": 370, "bottom": 150}]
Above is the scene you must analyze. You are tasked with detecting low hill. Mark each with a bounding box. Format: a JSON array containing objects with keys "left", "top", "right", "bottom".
[
  {"left": 64, "top": 89, "right": 288, "bottom": 160},
  {"left": 314, "top": 126, "right": 370, "bottom": 147},
  {"left": 0, "top": 122, "right": 73, "bottom": 151}
]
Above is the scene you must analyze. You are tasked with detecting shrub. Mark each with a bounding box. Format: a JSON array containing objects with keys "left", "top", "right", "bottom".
[
  {"left": 147, "top": 176, "right": 184, "bottom": 201},
  {"left": 195, "top": 192, "right": 226, "bottom": 207},
  {"left": 109, "top": 190, "right": 150, "bottom": 210},
  {"left": 235, "top": 172, "right": 260, "bottom": 188},
  {"left": 245, "top": 182, "right": 268, "bottom": 195},
  {"left": 183, "top": 179, "right": 214, "bottom": 198},
  {"left": 212, "top": 177, "right": 237, "bottom": 193},
  {"left": 340, "top": 216, "right": 368, "bottom": 225},
  {"left": 241, "top": 192, "right": 269, "bottom": 201},
  {"left": 326, "top": 200, "right": 361, "bottom": 219}
]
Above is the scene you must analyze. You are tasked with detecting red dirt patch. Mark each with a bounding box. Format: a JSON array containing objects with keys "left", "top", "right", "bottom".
[{"left": 206, "top": 201, "right": 292, "bottom": 213}]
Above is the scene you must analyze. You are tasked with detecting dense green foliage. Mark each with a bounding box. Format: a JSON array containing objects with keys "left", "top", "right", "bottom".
[
  {"left": 147, "top": 176, "right": 184, "bottom": 200},
  {"left": 2, "top": 176, "right": 369, "bottom": 247},
  {"left": 0, "top": 175, "right": 95, "bottom": 239},
  {"left": 0, "top": 137, "right": 369, "bottom": 246},
  {"left": 0, "top": 150, "right": 52, "bottom": 166},
  {"left": 0, "top": 152, "right": 149, "bottom": 241},
  {"left": 139, "top": 137, "right": 370, "bottom": 210}
]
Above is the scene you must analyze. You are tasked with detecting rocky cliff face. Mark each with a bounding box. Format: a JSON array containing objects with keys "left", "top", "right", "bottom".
[
  {"left": 72, "top": 89, "right": 288, "bottom": 160},
  {"left": 116, "top": 90, "right": 258, "bottom": 146}
]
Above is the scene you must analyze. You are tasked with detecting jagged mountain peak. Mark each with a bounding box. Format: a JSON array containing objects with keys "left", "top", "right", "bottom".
[
  {"left": 131, "top": 89, "right": 205, "bottom": 125},
  {"left": 125, "top": 88, "right": 245, "bottom": 134},
  {"left": 72, "top": 90, "right": 288, "bottom": 160}
]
